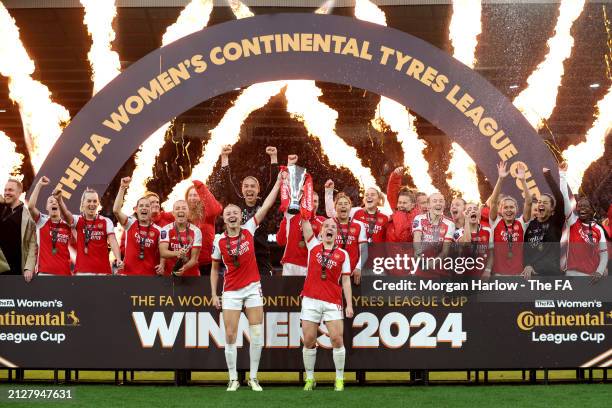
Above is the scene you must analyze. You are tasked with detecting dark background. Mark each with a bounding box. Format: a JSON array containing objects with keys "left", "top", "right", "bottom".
[{"left": 1, "top": 1, "right": 610, "bottom": 212}]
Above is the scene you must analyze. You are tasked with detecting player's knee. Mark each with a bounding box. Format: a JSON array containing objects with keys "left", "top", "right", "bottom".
[
  {"left": 225, "top": 331, "right": 238, "bottom": 344},
  {"left": 302, "top": 330, "right": 317, "bottom": 348},
  {"left": 330, "top": 334, "right": 344, "bottom": 348},
  {"left": 249, "top": 324, "right": 264, "bottom": 346}
]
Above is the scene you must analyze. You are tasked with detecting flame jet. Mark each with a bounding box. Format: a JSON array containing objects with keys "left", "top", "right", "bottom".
[
  {"left": 355, "top": 0, "right": 436, "bottom": 195},
  {"left": 446, "top": 0, "right": 482, "bottom": 203},
  {"left": 122, "top": 0, "right": 214, "bottom": 213},
  {"left": 0, "top": 3, "right": 70, "bottom": 172}
]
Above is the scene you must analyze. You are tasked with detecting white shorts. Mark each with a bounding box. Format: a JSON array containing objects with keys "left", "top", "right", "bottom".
[
  {"left": 282, "top": 263, "right": 307, "bottom": 276},
  {"left": 300, "top": 296, "right": 343, "bottom": 323},
  {"left": 222, "top": 281, "right": 264, "bottom": 310}
]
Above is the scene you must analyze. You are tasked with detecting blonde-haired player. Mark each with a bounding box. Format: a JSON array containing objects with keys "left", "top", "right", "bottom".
[
  {"left": 56, "top": 187, "right": 122, "bottom": 275},
  {"left": 300, "top": 216, "right": 353, "bottom": 391},
  {"left": 211, "top": 173, "right": 282, "bottom": 392}
]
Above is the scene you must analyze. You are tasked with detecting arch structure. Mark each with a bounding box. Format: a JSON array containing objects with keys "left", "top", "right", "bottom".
[{"left": 32, "top": 13, "right": 557, "bottom": 210}]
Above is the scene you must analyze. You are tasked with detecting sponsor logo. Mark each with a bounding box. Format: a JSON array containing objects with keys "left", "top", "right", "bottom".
[
  {"left": 0, "top": 299, "right": 15, "bottom": 307},
  {"left": 535, "top": 300, "right": 555, "bottom": 308},
  {"left": 0, "top": 309, "right": 79, "bottom": 327},
  {"left": 516, "top": 311, "right": 607, "bottom": 331}
]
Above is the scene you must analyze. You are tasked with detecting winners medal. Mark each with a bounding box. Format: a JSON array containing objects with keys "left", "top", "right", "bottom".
[
  {"left": 504, "top": 222, "right": 514, "bottom": 260},
  {"left": 51, "top": 223, "right": 59, "bottom": 255},
  {"left": 138, "top": 222, "right": 151, "bottom": 261},
  {"left": 320, "top": 245, "right": 336, "bottom": 281},
  {"left": 172, "top": 223, "right": 189, "bottom": 275},
  {"left": 83, "top": 214, "right": 97, "bottom": 255}
]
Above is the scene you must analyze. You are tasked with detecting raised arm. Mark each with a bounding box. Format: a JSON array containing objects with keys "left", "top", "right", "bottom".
[
  {"left": 516, "top": 164, "right": 533, "bottom": 223},
  {"left": 261, "top": 146, "right": 280, "bottom": 197},
  {"left": 113, "top": 177, "right": 131, "bottom": 226},
  {"left": 558, "top": 162, "right": 573, "bottom": 219},
  {"left": 218, "top": 145, "right": 242, "bottom": 204},
  {"left": 254, "top": 173, "right": 282, "bottom": 225},
  {"left": 487, "top": 161, "right": 509, "bottom": 221},
  {"left": 53, "top": 189, "right": 74, "bottom": 226},
  {"left": 387, "top": 167, "right": 403, "bottom": 210},
  {"left": 324, "top": 179, "right": 336, "bottom": 218},
  {"left": 193, "top": 180, "right": 222, "bottom": 221},
  {"left": 28, "top": 176, "right": 50, "bottom": 221},
  {"left": 302, "top": 218, "right": 314, "bottom": 243},
  {"left": 542, "top": 167, "right": 565, "bottom": 226}
]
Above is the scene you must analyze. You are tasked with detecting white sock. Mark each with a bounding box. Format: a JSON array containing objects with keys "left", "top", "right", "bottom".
[
  {"left": 333, "top": 347, "right": 346, "bottom": 380},
  {"left": 302, "top": 347, "right": 317, "bottom": 380},
  {"left": 249, "top": 324, "right": 264, "bottom": 380},
  {"left": 224, "top": 343, "right": 238, "bottom": 381}
]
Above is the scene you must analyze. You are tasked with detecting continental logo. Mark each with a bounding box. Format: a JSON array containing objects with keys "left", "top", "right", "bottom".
[
  {"left": 517, "top": 311, "right": 610, "bottom": 331},
  {"left": 0, "top": 310, "right": 80, "bottom": 327}
]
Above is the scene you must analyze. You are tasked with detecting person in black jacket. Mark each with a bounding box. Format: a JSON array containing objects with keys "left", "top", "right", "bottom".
[
  {"left": 217, "top": 144, "right": 279, "bottom": 276},
  {"left": 523, "top": 165, "right": 566, "bottom": 277}
]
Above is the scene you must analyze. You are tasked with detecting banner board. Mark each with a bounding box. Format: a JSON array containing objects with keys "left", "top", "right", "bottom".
[{"left": 1, "top": 276, "right": 610, "bottom": 370}]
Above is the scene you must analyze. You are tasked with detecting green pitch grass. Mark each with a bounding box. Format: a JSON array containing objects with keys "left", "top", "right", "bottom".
[{"left": 1, "top": 383, "right": 611, "bottom": 408}]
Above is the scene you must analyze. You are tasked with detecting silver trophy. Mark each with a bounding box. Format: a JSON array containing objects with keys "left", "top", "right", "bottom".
[{"left": 287, "top": 164, "right": 307, "bottom": 214}]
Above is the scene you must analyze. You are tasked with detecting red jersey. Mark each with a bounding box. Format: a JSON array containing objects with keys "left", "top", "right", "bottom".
[
  {"left": 301, "top": 235, "right": 351, "bottom": 306},
  {"left": 412, "top": 214, "right": 455, "bottom": 277},
  {"left": 334, "top": 219, "right": 367, "bottom": 271},
  {"left": 412, "top": 214, "right": 455, "bottom": 252},
  {"left": 350, "top": 208, "right": 389, "bottom": 243},
  {"left": 72, "top": 214, "right": 115, "bottom": 274},
  {"left": 565, "top": 216, "right": 607, "bottom": 275},
  {"left": 490, "top": 216, "right": 527, "bottom": 276},
  {"left": 35, "top": 214, "right": 71, "bottom": 276},
  {"left": 276, "top": 214, "right": 326, "bottom": 267},
  {"left": 387, "top": 208, "right": 420, "bottom": 242},
  {"left": 191, "top": 180, "right": 222, "bottom": 266},
  {"left": 212, "top": 217, "right": 260, "bottom": 292},
  {"left": 160, "top": 223, "right": 202, "bottom": 276},
  {"left": 453, "top": 224, "right": 492, "bottom": 277},
  {"left": 152, "top": 211, "right": 174, "bottom": 228},
  {"left": 122, "top": 216, "right": 162, "bottom": 276}
]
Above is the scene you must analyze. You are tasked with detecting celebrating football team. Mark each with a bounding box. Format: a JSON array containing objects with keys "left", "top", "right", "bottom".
[{"left": 0, "top": 145, "right": 610, "bottom": 392}]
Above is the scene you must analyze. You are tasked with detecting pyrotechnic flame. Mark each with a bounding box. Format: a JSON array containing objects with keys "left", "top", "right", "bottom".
[
  {"left": 449, "top": 0, "right": 481, "bottom": 69},
  {"left": 228, "top": 0, "right": 254, "bottom": 19},
  {"left": 165, "top": 0, "right": 385, "bottom": 208},
  {"left": 355, "top": 0, "right": 435, "bottom": 194},
  {"left": 286, "top": 81, "right": 378, "bottom": 189},
  {"left": 316, "top": 0, "right": 336, "bottom": 15},
  {"left": 123, "top": 0, "right": 213, "bottom": 213},
  {"left": 446, "top": 0, "right": 482, "bottom": 202},
  {"left": 446, "top": 143, "right": 481, "bottom": 202},
  {"left": 80, "top": 0, "right": 121, "bottom": 94},
  {"left": 562, "top": 87, "right": 612, "bottom": 193},
  {"left": 513, "top": 0, "right": 585, "bottom": 129},
  {"left": 0, "top": 3, "right": 70, "bottom": 172},
  {"left": 0, "top": 130, "right": 24, "bottom": 189}
]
